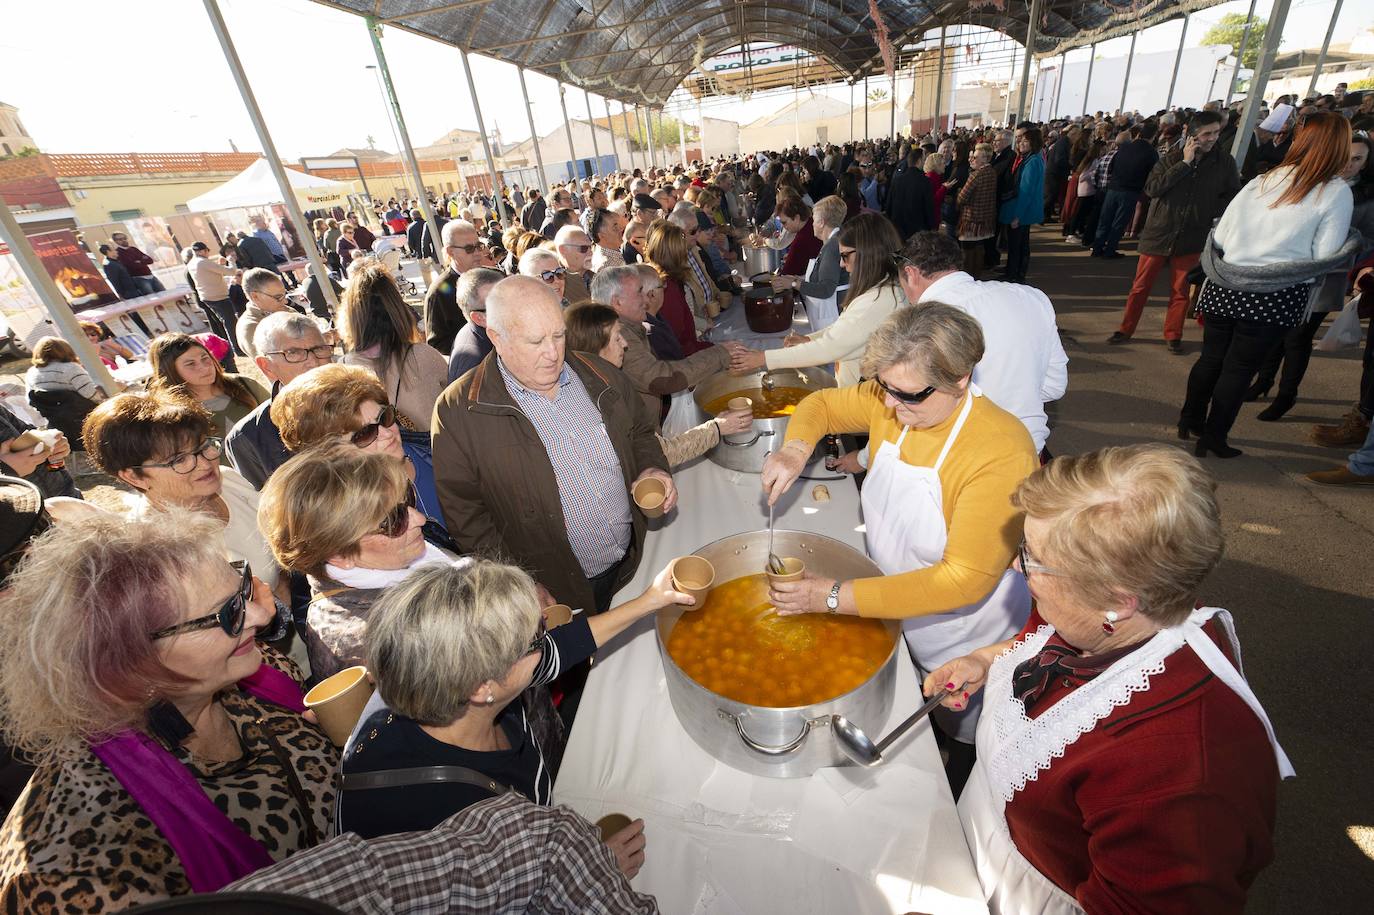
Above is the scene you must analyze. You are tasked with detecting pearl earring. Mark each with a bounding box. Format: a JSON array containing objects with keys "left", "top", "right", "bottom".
[
  {"left": 1102, "top": 611, "right": 1119, "bottom": 635},
  {"left": 485, "top": 693, "right": 495, "bottom": 705}
]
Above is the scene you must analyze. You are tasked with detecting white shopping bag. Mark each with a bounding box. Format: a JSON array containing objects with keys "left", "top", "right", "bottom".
[{"left": 1316, "top": 295, "right": 1363, "bottom": 352}]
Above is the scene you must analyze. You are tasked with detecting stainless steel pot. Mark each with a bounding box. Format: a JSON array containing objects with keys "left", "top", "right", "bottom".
[
  {"left": 692, "top": 366, "right": 836, "bottom": 474},
  {"left": 742, "top": 244, "right": 775, "bottom": 276},
  {"left": 655, "top": 530, "right": 900, "bottom": 778}
]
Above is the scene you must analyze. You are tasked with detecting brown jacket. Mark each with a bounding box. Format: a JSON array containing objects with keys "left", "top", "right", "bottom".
[
  {"left": 618, "top": 316, "right": 730, "bottom": 424},
  {"left": 957, "top": 164, "right": 999, "bottom": 241},
  {"left": 431, "top": 351, "right": 668, "bottom": 614},
  {"left": 564, "top": 270, "right": 592, "bottom": 306}
]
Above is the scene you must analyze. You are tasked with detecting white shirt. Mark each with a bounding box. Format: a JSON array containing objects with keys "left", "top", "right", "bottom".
[
  {"left": 1212, "top": 167, "right": 1353, "bottom": 267},
  {"left": 766, "top": 281, "right": 905, "bottom": 387},
  {"left": 918, "top": 271, "right": 1068, "bottom": 451}
]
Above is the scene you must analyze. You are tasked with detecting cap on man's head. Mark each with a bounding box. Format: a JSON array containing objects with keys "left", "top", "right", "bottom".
[
  {"left": 192, "top": 242, "right": 210, "bottom": 251},
  {"left": 633, "top": 193, "right": 662, "bottom": 212}
]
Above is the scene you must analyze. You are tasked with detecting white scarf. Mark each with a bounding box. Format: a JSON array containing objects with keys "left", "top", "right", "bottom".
[{"left": 324, "top": 542, "right": 458, "bottom": 591}]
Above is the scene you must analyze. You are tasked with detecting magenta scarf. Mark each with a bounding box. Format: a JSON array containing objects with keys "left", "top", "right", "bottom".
[{"left": 87, "top": 664, "right": 306, "bottom": 893}]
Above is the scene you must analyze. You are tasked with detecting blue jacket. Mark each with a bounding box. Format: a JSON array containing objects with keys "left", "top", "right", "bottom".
[{"left": 998, "top": 152, "right": 1046, "bottom": 226}]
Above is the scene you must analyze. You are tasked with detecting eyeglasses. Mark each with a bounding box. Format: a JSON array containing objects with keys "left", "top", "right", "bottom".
[
  {"left": 1016, "top": 539, "right": 1060, "bottom": 579},
  {"left": 564, "top": 244, "right": 593, "bottom": 254},
  {"left": 265, "top": 343, "right": 339, "bottom": 364},
  {"left": 449, "top": 242, "right": 483, "bottom": 255},
  {"left": 523, "top": 617, "right": 548, "bottom": 658},
  {"left": 373, "top": 486, "right": 418, "bottom": 538},
  {"left": 263, "top": 291, "right": 289, "bottom": 304},
  {"left": 350, "top": 404, "right": 397, "bottom": 448},
  {"left": 874, "top": 375, "right": 938, "bottom": 405},
  {"left": 838, "top": 248, "right": 857, "bottom": 265},
  {"left": 539, "top": 266, "right": 568, "bottom": 283},
  {"left": 138, "top": 437, "right": 223, "bottom": 474},
  {"left": 150, "top": 561, "right": 252, "bottom": 641}
]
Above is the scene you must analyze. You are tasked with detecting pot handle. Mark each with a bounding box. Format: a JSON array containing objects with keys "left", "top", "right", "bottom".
[
  {"left": 720, "top": 429, "right": 774, "bottom": 448},
  {"left": 719, "top": 709, "right": 825, "bottom": 757}
]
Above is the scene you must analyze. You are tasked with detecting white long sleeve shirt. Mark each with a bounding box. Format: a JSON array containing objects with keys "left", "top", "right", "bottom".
[
  {"left": 918, "top": 271, "right": 1068, "bottom": 450},
  {"left": 765, "top": 281, "right": 905, "bottom": 387},
  {"left": 1213, "top": 168, "right": 1352, "bottom": 267}
]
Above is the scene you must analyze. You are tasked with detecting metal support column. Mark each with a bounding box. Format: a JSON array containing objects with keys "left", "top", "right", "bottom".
[
  {"left": 679, "top": 111, "right": 688, "bottom": 165},
  {"left": 604, "top": 97, "right": 623, "bottom": 174},
  {"left": 518, "top": 67, "right": 550, "bottom": 193},
  {"left": 1119, "top": 31, "right": 1138, "bottom": 114},
  {"left": 1307, "top": 0, "right": 1345, "bottom": 99},
  {"left": 864, "top": 76, "right": 870, "bottom": 138},
  {"left": 207, "top": 0, "right": 336, "bottom": 311},
  {"left": 849, "top": 81, "right": 855, "bottom": 141},
  {"left": 460, "top": 49, "right": 508, "bottom": 228},
  {"left": 1082, "top": 43, "right": 1096, "bottom": 115},
  {"left": 584, "top": 92, "right": 602, "bottom": 178},
  {"left": 1015, "top": 0, "right": 1041, "bottom": 123},
  {"left": 558, "top": 83, "right": 578, "bottom": 183},
  {"left": 1232, "top": 0, "right": 1294, "bottom": 162},
  {"left": 934, "top": 24, "right": 947, "bottom": 131},
  {"left": 645, "top": 106, "right": 658, "bottom": 170},
  {"left": 890, "top": 70, "right": 897, "bottom": 139},
  {"left": 1166, "top": 15, "right": 1191, "bottom": 109},
  {"left": 619, "top": 103, "right": 636, "bottom": 172},
  {"left": 1227, "top": 0, "right": 1259, "bottom": 107},
  {"left": 0, "top": 204, "right": 118, "bottom": 393},
  {"left": 1051, "top": 53, "right": 1065, "bottom": 120}
]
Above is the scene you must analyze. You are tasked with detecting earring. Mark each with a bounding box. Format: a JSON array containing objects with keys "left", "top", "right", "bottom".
[
  {"left": 485, "top": 692, "right": 495, "bottom": 706},
  {"left": 1102, "top": 611, "right": 1119, "bottom": 635}
]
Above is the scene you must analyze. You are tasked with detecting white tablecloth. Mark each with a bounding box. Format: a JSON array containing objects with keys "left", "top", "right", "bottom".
[{"left": 552, "top": 345, "right": 986, "bottom": 913}]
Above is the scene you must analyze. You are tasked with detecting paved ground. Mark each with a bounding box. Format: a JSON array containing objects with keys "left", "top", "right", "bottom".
[{"left": 1020, "top": 224, "right": 1372, "bottom": 914}]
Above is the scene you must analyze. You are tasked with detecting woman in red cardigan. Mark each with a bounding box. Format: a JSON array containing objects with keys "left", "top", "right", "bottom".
[
  {"left": 643, "top": 220, "right": 712, "bottom": 356},
  {"left": 926, "top": 444, "right": 1292, "bottom": 915},
  {"left": 776, "top": 193, "right": 823, "bottom": 279}
]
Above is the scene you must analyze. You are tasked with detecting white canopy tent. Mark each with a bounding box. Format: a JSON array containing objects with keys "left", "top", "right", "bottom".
[{"left": 186, "top": 157, "right": 351, "bottom": 212}]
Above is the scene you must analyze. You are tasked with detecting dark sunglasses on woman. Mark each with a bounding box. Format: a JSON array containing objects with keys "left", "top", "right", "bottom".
[
  {"left": 149, "top": 561, "right": 252, "bottom": 641},
  {"left": 374, "top": 486, "right": 418, "bottom": 538},
  {"left": 350, "top": 404, "right": 397, "bottom": 448},
  {"left": 874, "top": 374, "right": 938, "bottom": 405}
]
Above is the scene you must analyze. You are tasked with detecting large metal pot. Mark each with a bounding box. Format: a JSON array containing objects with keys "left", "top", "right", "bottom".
[
  {"left": 692, "top": 366, "right": 836, "bottom": 474},
  {"left": 656, "top": 530, "right": 899, "bottom": 778},
  {"left": 741, "top": 244, "right": 775, "bottom": 276}
]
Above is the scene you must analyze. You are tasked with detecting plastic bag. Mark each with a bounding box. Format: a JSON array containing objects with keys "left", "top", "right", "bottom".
[{"left": 1316, "top": 295, "right": 1363, "bottom": 351}]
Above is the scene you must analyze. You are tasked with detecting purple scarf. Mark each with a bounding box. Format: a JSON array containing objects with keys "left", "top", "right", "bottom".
[{"left": 88, "top": 663, "right": 306, "bottom": 892}]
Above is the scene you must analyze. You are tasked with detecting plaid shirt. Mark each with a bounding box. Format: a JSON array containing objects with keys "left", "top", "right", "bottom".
[
  {"left": 497, "top": 358, "right": 632, "bottom": 577},
  {"left": 1089, "top": 148, "right": 1117, "bottom": 194},
  {"left": 227, "top": 793, "right": 659, "bottom": 913}
]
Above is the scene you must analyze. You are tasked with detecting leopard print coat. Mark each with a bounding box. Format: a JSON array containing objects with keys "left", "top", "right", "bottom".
[{"left": 0, "top": 648, "right": 338, "bottom": 913}]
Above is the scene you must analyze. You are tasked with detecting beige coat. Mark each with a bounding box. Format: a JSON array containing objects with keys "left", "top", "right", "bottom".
[
  {"left": 343, "top": 343, "right": 448, "bottom": 432},
  {"left": 615, "top": 317, "right": 729, "bottom": 425}
]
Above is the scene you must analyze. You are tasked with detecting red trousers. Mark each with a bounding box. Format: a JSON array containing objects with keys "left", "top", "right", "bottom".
[{"left": 1117, "top": 252, "right": 1200, "bottom": 340}]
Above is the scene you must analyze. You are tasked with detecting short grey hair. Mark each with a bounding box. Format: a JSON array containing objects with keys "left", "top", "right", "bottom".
[
  {"left": 365, "top": 559, "right": 540, "bottom": 725},
  {"left": 455, "top": 267, "right": 502, "bottom": 319},
  {"left": 254, "top": 311, "right": 322, "bottom": 357},
  {"left": 589, "top": 265, "right": 639, "bottom": 305},
  {"left": 242, "top": 267, "right": 282, "bottom": 297},
  {"left": 666, "top": 204, "right": 698, "bottom": 232},
  {"left": 485, "top": 274, "right": 559, "bottom": 335},
  {"left": 518, "top": 246, "right": 559, "bottom": 277},
  {"left": 861, "top": 302, "right": 985, "bottom": 392},
  {"left": 812, "top": 195, "right": 847, "bottom": 231},
  {"left": 634, "top": 262, "right": 661, "bottom": 289},
  {"left": 441, "top": 219, "right": 477, "bottom": 247}
]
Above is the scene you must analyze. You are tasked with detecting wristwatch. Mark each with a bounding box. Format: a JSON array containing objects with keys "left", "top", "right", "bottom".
[{"left": 826, "top": 581, "right": 842, "bottom": 614}]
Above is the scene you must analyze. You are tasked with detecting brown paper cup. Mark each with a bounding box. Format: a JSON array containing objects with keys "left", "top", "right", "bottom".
[
  {"left": 303, "top": 666, "right": 374, "bottom": 747},
  {"left": 544, "top": 603, "right": 574, "bottom": 628},
  {"left": 766, "top": 556, "right": 806, "bottom": 588},
  {"left": 727, "top": 396, "right": 753, "bottom": 413},
  {"left": 632, "top": 477, "right": 667, "bottom": 519},
  {"left": 671, "top": 555, "right": 716, "bottom": 609},
  {"left": 597, "top": 812, "right": 633, "bottom": 841}
]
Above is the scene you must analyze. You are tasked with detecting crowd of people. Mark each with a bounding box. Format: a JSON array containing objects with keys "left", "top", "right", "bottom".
[{"left": 0, "top": 77, "right": 1369, "bottom": 914}]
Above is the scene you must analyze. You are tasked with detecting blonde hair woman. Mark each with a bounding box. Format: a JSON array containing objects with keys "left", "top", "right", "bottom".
[{"left": 924, "top": 444, "right": 1291, "bottom": 913}]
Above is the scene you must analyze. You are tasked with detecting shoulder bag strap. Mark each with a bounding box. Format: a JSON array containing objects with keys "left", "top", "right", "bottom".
[{"left": 341, "top": 765, "right": 513, "bottom": 797}]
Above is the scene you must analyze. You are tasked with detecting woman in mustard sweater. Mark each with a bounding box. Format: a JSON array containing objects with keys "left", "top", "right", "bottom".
[{"left": 761, "top": 303, "right": 1037, "bottom": 786}]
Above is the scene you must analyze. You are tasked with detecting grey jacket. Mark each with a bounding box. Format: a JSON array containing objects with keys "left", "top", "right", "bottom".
[
  {"left": 1201, "top": 228, "right": 1364, "bottom": 294},
  {"left": 304, "top": 574, "right": 383, "bottom": 681},
  {"left": 798, "top": 231, "right": 849, "bottom": 301}
]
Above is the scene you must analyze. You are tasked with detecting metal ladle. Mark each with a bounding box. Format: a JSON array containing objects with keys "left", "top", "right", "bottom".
[
  {"left": 765, "top": 494, "right": 786, "bottom": 575},
  {"left": 832, "top": 691, "right": 950, "bottom": 767}
]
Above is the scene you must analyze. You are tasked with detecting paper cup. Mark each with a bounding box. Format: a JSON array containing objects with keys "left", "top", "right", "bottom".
[
  {"left": 671, "top": 555, "right": 716, "bottom": 609},
  {"left": 766, "top": 556, "right": 806, "bottom": 588},
  {"left": 727, "top": 396, "right": 753, "bottom": 413},
  {"left": 543, "top": 603, "right": 574, "bottom": 628},
  {"left": 632, "top": 477, "right": 667, "bottom": 519},
  {"left": 597, "top": 812, "right": 633, "bottom": 841},
  {"left": 303, "top": 666, "right": 374, "bottom": 747}
]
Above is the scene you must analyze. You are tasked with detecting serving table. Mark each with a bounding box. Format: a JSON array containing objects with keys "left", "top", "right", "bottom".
[{"left": 551, "top": 301, "right": 986, "bottom": 914}]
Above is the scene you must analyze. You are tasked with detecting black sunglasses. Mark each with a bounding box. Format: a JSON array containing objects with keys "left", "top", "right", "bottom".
[
  {"left": 374, "top": 486, "right": 418, "bottom": 538},
  {"left": 875, "top": 374, "right": 938, "bottom": 405},
  {"left": 350, "top": 404, "right": 397, "bottom": 448},
  {"left": 150, "top": 561, "right": 252, "bottom": 641}
]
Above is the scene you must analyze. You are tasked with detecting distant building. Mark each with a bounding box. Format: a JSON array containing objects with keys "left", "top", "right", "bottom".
[{"left": 0, "top": 102, "right": 37, "bottom": 157}]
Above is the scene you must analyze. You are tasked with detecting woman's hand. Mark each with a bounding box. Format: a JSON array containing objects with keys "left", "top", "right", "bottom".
[
  {"left": 825, "top": 450, "right": 864, "bottom": 475},
  {"left": 760, "top": 439, "right": 810, "bottom": 505},
  {"left": 46, "top": 432, "right": 71, "bottom": 463},
  {"left": 0, "top": 438, "right": 47, "bottom": 477},
  {"left": 714, "top": 408, "right": 753, "bottom": 436},
  {"left": 769, "top": 574, "right": 838, "bottom": 616},
  {"left": 728, "top": 347, "right": 767, "bottom": 375},
  {"left": 640, "top": 562, "right": 695, "bottom": 612},
  {"left": 768, "top": 275, "right": 797, "bottom": 290},
  {"left": 782, "top": 333, "right": 810, "bottom": 348},
  {"left": 922, "top": 655, "right": 990, "bottom": 712},
  {"left": 605, "top": 819, "right": 647, "bottom": 880},
  {"left": 1010, "top": 218, "right": 1020, "bottom": 230}
]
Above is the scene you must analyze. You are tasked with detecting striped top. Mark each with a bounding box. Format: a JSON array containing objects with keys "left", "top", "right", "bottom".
[{"left": 496, "top": 358, "right": 631, "bottom": 577}]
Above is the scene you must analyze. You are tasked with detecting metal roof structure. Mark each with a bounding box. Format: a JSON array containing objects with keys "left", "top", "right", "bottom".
[{"left": 308, "top": 0, "right": 1228, "bottom": 107}]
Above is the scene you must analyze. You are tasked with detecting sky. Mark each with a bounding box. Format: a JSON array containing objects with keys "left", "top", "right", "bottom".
[{"left": 1, "top": 0, "right": 1371, "bottom": 160}]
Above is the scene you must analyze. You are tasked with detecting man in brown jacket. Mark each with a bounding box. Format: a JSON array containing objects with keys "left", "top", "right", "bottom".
[
  {"left": 432, "top": 276, "right": 675, "bottom": 617},
  {"left": 1108, "top": 111, "right": 1240, "bottom": 353},
  {"left": 590, "top": 265, "right": 731, "bottom": 423}
]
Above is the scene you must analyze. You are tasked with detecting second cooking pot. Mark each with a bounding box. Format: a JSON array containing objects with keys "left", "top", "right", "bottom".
[{"left": 692, "top": 366, "right": 836, "bottom": 474}]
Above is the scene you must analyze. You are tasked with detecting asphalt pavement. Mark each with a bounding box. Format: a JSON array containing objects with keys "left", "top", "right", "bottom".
[{"left": 1019, "top": 224, "right": 1373, "bottom": 914}]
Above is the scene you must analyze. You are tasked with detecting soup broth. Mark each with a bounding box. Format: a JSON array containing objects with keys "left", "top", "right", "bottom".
[
  {"left": 703, "top": 385, "right": 813, "bottom": 419},
  {"left": 665, "top": 573, "right": 892, "bottom": 708}
]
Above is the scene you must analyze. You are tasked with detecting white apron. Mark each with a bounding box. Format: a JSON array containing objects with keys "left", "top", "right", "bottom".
[
  {"left": 958, "top": 606, "right": 1296, "bottom": 915},
  {"left": 859, "top": 387, "right": 1031, "bottom": 742},
  {"left": 801, "top": 256, "right": 841, "bottom": 333}
]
